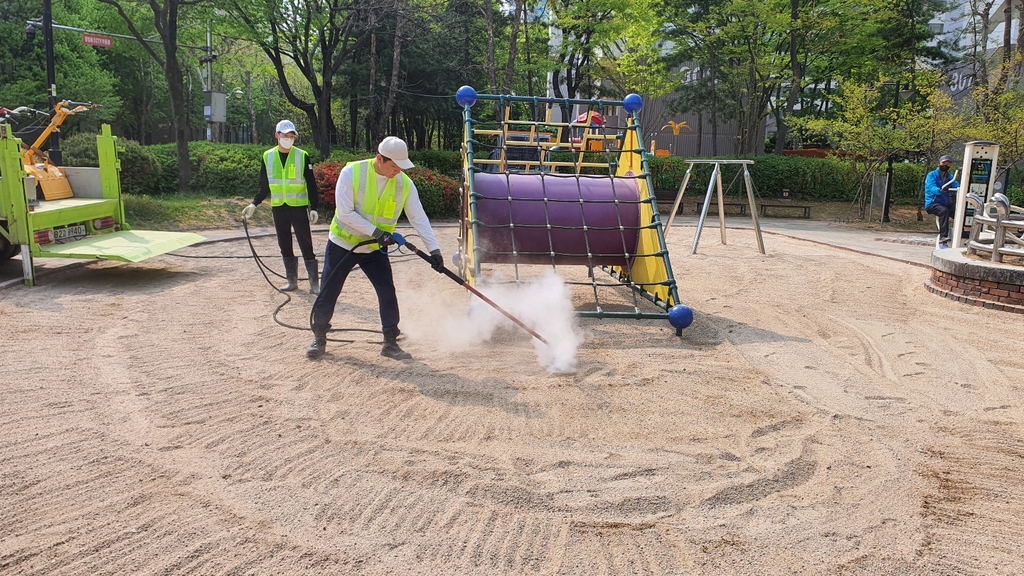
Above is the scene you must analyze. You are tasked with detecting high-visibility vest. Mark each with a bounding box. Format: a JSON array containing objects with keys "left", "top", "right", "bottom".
[
  {"left": 331, "top": 159, "right": 411, "bottom": 245},
  {"left": 264, "top": 147, "right": 309, "bottom": 207}
]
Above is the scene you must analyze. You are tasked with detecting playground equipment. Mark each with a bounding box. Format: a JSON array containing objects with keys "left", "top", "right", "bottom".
[
  {"left": 952, "top": 141, "right": 999, "bottom": 248},
  {"left": 964, "top": 192, "right": 1024, "bottom": 262},
  {"left": 662, "top": 159, "right": 766, "bottom": 255},
  {"left": 454, "top": 86, "right": 691, "bottom": 332},
  {"left": 1, "top": 112, "right": 203, "bottom": 286}
]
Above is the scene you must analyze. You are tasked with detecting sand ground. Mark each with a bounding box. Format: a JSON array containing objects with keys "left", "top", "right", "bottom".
[{"left": 2, "top": 224, "right": 1024, "bottom": 575}]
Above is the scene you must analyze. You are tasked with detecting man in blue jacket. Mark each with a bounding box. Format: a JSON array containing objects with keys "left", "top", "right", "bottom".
[{"left": 924, "top": 155, "right": 960, "bottom": 249}]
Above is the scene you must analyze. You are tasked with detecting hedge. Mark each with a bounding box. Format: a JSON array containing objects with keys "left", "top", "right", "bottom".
[
  {"left": 61, "top": 132, "right": 161, "bottom": 196},
  {"left": 314, "top": 162, "right": 460, "bottom": 219},
  {"left": 646, "top": 155, "right": 929, "bottom": 204},
  {"left": 123, "top": 140, "right": 942, "bottom": 216}
]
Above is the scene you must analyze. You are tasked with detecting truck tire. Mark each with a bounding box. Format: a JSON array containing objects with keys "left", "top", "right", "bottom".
[{"left": 0, "top": 222, "right": 18, "bottom": 261}]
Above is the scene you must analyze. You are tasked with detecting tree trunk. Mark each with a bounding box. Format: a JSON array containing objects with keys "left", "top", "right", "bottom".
[
  {"left": 243, "top": 71, "right": 258, "bottom": 145},
  {"left": 368, "top": 15, "right": 378, "bottom": 146},
  {"left": 504, "top": 0, "right": 524, "bottom": 94},
  {"left": 709, "top": 45, "right": 718, "bottom": 156},
  {"left": 777, "top": 0, "right": 800, "bottom": 154},
  {"left": 374, "top": 14, "right": 405, "bottom": 140},
  {"left": 483, "top": 0, "right": 498, "bottom": 118}
]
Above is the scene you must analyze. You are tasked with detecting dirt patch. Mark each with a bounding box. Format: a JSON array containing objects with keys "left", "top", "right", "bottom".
[{"left": 3, "top": 228, "right": 1024, "bottom": 574}]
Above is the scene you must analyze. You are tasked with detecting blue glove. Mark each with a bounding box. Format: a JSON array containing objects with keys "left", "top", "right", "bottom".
[{"left": 372, "top": 229, "right": 405, "bottom": 247}]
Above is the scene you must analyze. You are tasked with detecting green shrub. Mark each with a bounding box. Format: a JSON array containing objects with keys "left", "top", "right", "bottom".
[
  {"left": 315, "top": 162, "right": 459, "bottom": 219},
  {"left": 646, "top": 154, "right": 932, "bottom": 204},
  {"left": 407, "top": 167, "right": 461, "bottom": 218},
  {"left": 408, "top": 149, "right": 462, "bottom": 178},
  {"left": 892, "top": 162, "right": 929, "bottom": 205},
  {"left": 146, "top": 144, "right": 180, "bottom": 195},
  {"left": 141, "top": 141, "right": 326, "bottom": 196},
  {"left": 189, "top": 142, "right": 266, "bottom": 197},
  {"left": 62, "top": 132, "right": 161, "bottom": 196},
  {"left": 61, "top": 132, "right": 101, "bottom": 166},
  {"left": 325, "top": 149, "right": 365, "bottom": 165}
]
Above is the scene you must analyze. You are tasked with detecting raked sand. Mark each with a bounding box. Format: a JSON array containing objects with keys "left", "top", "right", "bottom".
[{"left": 2, "top": 226, "right": 1023, "bottom": 575}]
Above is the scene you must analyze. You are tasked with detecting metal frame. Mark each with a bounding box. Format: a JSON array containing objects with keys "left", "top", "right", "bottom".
[
  {"left": 459, "top": 93, "right": 682, "bottom": 324},
  {"left": 663, "top": 159, "right": 765, "bottom": 255}
]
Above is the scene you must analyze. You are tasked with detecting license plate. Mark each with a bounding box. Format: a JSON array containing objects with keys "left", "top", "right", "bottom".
[{"left": 53, "top": 224, "right": 87, "bottom": 242}]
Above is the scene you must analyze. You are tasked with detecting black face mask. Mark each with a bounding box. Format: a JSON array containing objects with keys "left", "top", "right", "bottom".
[{"left": 939, "top": 165, "right": 949, "bottom": 173}]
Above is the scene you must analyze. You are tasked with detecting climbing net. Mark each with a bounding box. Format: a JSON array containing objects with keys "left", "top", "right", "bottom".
[{"left": 457, "top": 92, "right": 682, "bottom": 322}]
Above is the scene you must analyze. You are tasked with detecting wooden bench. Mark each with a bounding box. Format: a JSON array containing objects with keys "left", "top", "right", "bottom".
[
  {"left": 711, "top": 202, "right": 748, "bottom": 216},
  {"left": 653, "top": 191, "right": 683, "bottom": 214},
  {"left": 760, "top": 203, "right": 811, "bottom": 218}
]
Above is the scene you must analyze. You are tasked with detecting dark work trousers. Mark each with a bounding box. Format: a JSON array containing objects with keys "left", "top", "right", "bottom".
[
  {"left": 311, "top": 241, "right": 400, "bottom": 338},
  {"left": 926, "top": 202, "right": 951, "bottom": 241},
  {"left": 272, "top": 205, "right": 316, "bottom": 260}
]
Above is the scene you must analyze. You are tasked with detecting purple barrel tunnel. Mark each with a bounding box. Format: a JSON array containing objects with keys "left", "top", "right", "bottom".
[{"left": 471, "top": 173, "right": 642, "bottom": 266}]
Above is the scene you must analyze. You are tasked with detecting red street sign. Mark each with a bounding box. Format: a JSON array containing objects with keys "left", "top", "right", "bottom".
[{"left": 82, "top": 33, "right": 113, "bottom": 49}]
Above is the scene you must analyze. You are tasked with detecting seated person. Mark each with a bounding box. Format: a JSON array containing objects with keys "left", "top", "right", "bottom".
[{"left": 924, "top": 155, "right": 960, "bottom": 249}]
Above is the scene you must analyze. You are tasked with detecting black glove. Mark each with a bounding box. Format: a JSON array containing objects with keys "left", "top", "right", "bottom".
[
  {"left": 429, "top": 249, "right": 444, "bottom": 271},
  {"left": 372, "top": 228, "right": 395, "bottom": 247}
]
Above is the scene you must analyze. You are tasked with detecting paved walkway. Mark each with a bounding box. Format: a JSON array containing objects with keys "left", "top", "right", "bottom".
[
  {"left": 664, "top": 215, "right": 939, "bottom": 268},
  {"left": 1, "top": 219, "right": 941, "bottom": 289}
]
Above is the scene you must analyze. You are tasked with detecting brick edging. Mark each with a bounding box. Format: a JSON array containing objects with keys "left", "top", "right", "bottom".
[{"left": 925, "top": 276, "right": 1024, "bottom": 314}]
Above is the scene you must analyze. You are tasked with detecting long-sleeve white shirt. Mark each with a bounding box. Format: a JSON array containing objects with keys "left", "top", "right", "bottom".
[{"left": 329, "top": 162, "right": 441, "bottom": 254}]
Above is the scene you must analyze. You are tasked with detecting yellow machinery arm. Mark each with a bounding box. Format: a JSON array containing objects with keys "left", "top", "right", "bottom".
[{"left": 22, "top": 100, "right": 97, "bottom": 166}]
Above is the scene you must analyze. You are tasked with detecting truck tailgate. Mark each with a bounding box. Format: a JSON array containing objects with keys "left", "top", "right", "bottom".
[{"left": 37, "top": 230, "right": 205, "bottom": 262}]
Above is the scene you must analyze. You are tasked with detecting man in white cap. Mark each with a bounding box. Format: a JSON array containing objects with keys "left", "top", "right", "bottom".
[
  {"left": 924, "top": 154, "right": 960, "bottom": 249},
  {"left": 306, "top": 136, "right": 443, "bottom": 361},
  {"left": 242, "top": 119, "right": 321, "bottom": 293}
]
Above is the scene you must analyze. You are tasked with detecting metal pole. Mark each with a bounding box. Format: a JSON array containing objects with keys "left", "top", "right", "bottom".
[
  {"left": 881, "top": 82, "right": 899, "bottom": 223},
  {"left": 206, "top": 21, "right": 213, "bottom": 142},
  {"left": 42, "top": 0, "right": 61, "bottom": 165}
]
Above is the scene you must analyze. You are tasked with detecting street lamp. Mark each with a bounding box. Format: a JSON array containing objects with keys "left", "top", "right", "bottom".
[{"left": 24, "top": 0, "right": 61, "bottom": 165}]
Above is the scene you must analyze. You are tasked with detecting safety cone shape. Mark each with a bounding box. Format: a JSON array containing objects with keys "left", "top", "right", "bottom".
[
  {"left": 282, "top": 257, "right": 298, "bottom": 291},
  {"left": 305, "top": 258, "right": 320, "bottom": 294}
]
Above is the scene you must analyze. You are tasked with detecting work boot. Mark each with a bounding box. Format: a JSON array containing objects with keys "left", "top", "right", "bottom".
[
  {"left": 381, "top": 333, "right": 412, "bottom": 360},
  {"left": 304, "top": 258, "right": 320, "bottom": 295},
  {"left": 282, "top": 257, "right": 298, "bottom": 291},
  {"left": 306, "top": 332, "right": 327, "bottom": 359}
]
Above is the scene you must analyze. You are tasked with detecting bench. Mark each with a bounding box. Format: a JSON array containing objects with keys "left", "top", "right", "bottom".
[
  {"left": 760, "top": 203, "right": 811, "bottom": 218},
  {"left": 653, "top": 191, "right": 683, "bottom": 214},
  {"left": 710, "top": 202, "right": 748, "bottom": 216}
]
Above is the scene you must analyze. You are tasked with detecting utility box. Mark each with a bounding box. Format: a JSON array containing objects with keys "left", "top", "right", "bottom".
[{"left": 204, "top": 91, "right": 226, "bottom": 123}]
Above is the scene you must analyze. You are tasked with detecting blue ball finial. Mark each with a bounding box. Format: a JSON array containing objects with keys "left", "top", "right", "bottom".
[
  {"left": 623, "top": 93, "right": 643, "bottom": 113},
  {"left": 668, "top": 304, "right": 693, "bottom": 329},
  {"left": 456, "top": 85, "right": 478, "bottom": 107}
]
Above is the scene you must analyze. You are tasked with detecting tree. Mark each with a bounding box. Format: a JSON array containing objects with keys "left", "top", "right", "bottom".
[
  {"left": 800, "top": 75, "right": 971, "bottom": 216},
  {"left": 96, "top": 0, "right": 207, "bottom": 190},
  {"left": 0, "top": 0, "right": 121, "bottom": 134},
  {"left": 224, "top": 0, "right": 372, "bottom": 158},
  {"left": 546, "top": 0, "right": 627, "bottom": 131}
]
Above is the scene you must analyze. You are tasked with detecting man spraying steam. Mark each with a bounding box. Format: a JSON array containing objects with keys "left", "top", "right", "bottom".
[{"left": 306, "top": 136, "right": 444, "bottom": 361}]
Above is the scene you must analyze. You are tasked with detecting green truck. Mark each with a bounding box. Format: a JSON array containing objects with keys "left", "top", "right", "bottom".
[{"left": 1, "top": 122, "right": 203, "bottom": 286}]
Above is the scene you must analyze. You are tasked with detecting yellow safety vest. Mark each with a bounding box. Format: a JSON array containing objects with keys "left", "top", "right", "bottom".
[
  {"left": 264, "top": 147, "right": 309, "bottom": 207},
  {"left": 331, "top": 159, "right": 411, "bottom": 245}
]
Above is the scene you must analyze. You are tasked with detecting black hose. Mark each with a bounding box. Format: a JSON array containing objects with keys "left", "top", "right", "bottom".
[{"left": 169, "top": 219, "right": 421, "bottom": 345}]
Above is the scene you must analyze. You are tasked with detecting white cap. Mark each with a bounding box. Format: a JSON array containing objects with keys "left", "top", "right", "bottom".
[
  {"left": 275, "top": 120, "right": 297, "bottom": 134},
  {"left": 377, "top": 136, "right": 414, "bottom": 169}
]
